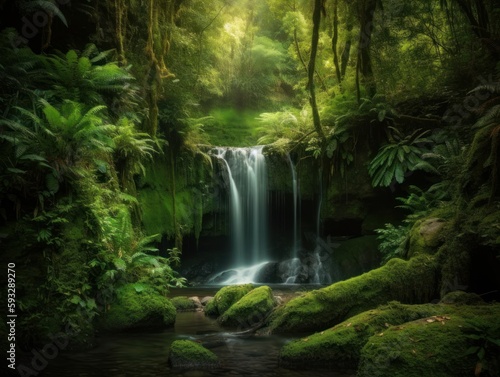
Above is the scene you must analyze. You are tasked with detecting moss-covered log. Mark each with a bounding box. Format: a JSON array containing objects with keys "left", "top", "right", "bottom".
[
  {"left": 357, "top": 304, "right": 500, "bottom": 377},
  {"left": 279, "top": 302, "right": 442, "bottom": 369},
  {"left": 268, "top": 255, "right": 439, "bottom": 333}
]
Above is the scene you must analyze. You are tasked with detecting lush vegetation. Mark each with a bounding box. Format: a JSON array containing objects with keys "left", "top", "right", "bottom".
[{"left": 1, "top": 2, "right": 499, "bottom": 373}]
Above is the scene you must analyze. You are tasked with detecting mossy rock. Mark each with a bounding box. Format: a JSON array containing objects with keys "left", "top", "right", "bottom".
[
  {"left": 408, "top": 218, "right": 446, "bottom": 257},
  {"left": 268, "top": 255, "right": 439, "bottom": 333},
  {"left": 279, "top": 302, "right": 444, "bottom": 370},
  {"left": 171, "top": 296, "right": 197, "bottom": 311},
  {"left": 357, "top": 304, "right": 500, "bottom": 377},
  {"left": 168, "top": 340, "right": 219, "bottom": 369},
  {"left": 204, "top": 284, "right": 254, "bottom": 318},
  {"left": 218, "top": 286, "right": 276, "bottom": 329},
  {"left": 439, "top": 291, "right": 483, "bottom": 305},
  {"left": 100, "top": 284, "right": 176, "bottom": 331}
]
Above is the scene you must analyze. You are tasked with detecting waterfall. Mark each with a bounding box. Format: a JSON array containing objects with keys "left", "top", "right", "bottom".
[
  {"left": 312, "top": 169, "right": 331, "bottom": 285},
  {"left": 287, "top": 154, "right": 299, "bottom": 258},
  {"left": 214, "top": 146, "right": 268, "bottom": 269}
]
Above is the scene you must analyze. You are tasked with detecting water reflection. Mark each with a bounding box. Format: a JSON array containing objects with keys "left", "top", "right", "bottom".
[{"left": 41, "top": 310, "right": 354, "bottom": 377}]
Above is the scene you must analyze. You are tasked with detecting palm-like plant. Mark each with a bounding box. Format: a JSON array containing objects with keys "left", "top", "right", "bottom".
[
  {"left": 368, "top": 127, "right": 437, "bottom": 187},
  {"left": 0, "top": 29, "right": 43, "bottom": 113},
  {"left": 16, "top": 100, "right": 115, "bottom": 178},
  {"left": 40, "top": 45, "right": 136, "bottom": 108}
]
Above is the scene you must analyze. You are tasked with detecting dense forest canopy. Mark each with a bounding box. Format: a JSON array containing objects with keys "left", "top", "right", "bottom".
[{"left": 1, "top": 1, "right": 500, "bottom": 370}]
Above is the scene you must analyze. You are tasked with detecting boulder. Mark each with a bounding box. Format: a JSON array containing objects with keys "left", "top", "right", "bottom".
[
  {"left": 268, "top": 255, "right": 439, "bottom": 333},
  {"left": 204, "top": 284, "right": 254, "bottom": 318},
  {"left": 168, "top": 340, "right": 219, "bottom": 369},
  {"left": 219, "top": 286, "right": 276, "bottom": 329},
  {"left": 171, "top": 296, "right": 198, "bottom": 311},
  {"left": 100, "top": 283, "right": 176, "bottom": 331}
]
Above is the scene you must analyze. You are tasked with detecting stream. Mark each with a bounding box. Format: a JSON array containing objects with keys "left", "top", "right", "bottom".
[{"left": 35, "top": 287, "right": 355, "bottom": 377}]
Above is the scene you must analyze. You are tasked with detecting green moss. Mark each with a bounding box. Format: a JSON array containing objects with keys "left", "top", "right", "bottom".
[
  {"left": 407, "top": 218, "right": 446, "bottom": 257},
  {"left": 171, "top": 296, "right": 197, "bottom": 311},
  {"left": 357, "top": 304, "right": 500, "bottom": 377},
  {"left": 279, "top": 302, "right": 445, "bottom": 369},
  {"left": 219, "top": 286, "right": 276, "bottom": 328},
  {"left": 268, "top": 255, "right": 439, "bottom": 333},
  {"left": 100, "top": 283, "right": 176, "bottom": 331},
  {"left": 168, "top": 340, "right": 219, "bottom": 369},
  {"left": 204, "top": 284, "right": 254, "bottom": 318}
]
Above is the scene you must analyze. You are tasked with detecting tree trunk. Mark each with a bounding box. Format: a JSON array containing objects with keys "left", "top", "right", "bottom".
[
  {"left": 308, "top": 0, "right": 326, "bottom": 142},
  {"left": 332, "top": 0, "right": 342, "bottom": 84},
  {"left": 340, "top": 22, "right": 353, "bottom": 79},
  {"left": 356, "top": 0, "right": 377, "bottom": 98}
]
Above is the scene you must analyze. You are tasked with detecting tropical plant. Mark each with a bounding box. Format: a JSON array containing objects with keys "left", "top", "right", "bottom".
[
  {"left": 40, "top": 45, "right": 136, "bottom": 109},
  {"left": 463, "top": 322, "right": 500, "bottom": 376},
  {"left": 375, "top": 223, "right": 409, "bottom": 264},
  {"left": 16, "top": 100, "right": 115, "bottom": 178},
  {"left": 368, "top": 127, "right": 437, "bottom": 187},
  {"left": 113, "top": 118, "right": 158, "bottom": 191},
  {"left": 465, "top": 81, "right": 500, "bottom": 201}
]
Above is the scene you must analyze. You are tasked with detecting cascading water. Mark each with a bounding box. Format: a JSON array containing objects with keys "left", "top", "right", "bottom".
[
  {"left": 207, "top": 146, "right": 331, "bottom": 285},
  {"left": 210, "top": 147, "right": 269, "bottom": 283},
  {"left": 287, "top": 154, "right": 299, "bottom": 258},
  {"left": 312, "top": 169, "right": 332, "bottom": 284}
]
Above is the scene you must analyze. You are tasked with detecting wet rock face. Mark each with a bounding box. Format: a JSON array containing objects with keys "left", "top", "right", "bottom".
[{"left": 168, "top": 340, "right": 219, "bottom": 369}]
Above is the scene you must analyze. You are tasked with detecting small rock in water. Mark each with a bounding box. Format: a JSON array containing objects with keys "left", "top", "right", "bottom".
[{"left": 200, "top": 296, "right": 214, "bottom": 306}]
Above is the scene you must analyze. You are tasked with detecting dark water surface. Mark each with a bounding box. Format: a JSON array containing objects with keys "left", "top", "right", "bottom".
[{"left": 35, "top": 287, "right": 355, "bottom": 377}]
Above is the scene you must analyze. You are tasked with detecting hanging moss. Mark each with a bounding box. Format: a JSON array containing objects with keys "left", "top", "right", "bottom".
[{"left": 268, "top": 255, "right": 439, "bottom": 333}]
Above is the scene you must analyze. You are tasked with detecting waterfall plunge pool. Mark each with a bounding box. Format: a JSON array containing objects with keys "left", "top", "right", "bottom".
[{"left": 36, "top": 288, "right": 355, "bottom": 377}]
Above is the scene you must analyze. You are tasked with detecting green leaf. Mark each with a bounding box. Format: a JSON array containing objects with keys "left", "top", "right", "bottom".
[
  {"left": 69, "top": 295, "right": 82, "bottom": 305},
  {"left": 112, "top": 258, "right": 126, "bottom": 271},
  {"left": 132, "top": 283, "right": 147, "bottom": 293},
  {"left": 464, "top": 346, "right": 480, "bottom": 356}
]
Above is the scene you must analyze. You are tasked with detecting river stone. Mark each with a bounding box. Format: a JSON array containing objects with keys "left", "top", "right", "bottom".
[
  {"left": 168, "top": 340, "right": 219, "bottom": 369},
  {"left": 218, "top": 286, "right": 276, "bottom": 329},
  {"left": 189, "top": 296, "right": 203, "bottom": 308},
  {"left": 200, "top": 296, "right": 213, "bottom": 306}
]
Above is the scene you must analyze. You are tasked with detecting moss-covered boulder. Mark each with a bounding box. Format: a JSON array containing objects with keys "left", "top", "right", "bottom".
[
  {"left": 408, "top": 218, "right": 446, "bottom": 257},
  {"left": 357, "top": 304, "right": 500, "bottom": 377},
  {"left": 279, "top": 302, "right": 443, "bottom": 370},
  {"left": 100, "top": 284, "right": 176, "bottom": 331},
  {"left": 219, "top": 286, "right": 277, "bottom": 329},
  {"left": 171, "top": 296, "right": 197, "bottom": 311},
  {"left": 168, "top": 340, "right": 219, "bottom": 369},
  {"left": 268, "top": 255, "right": 439, "bottom": 333},
  {"left": 204, "top": 284, "right": 254, "bottom": 318}
]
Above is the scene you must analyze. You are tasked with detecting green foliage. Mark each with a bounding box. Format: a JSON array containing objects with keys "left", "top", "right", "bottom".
[
  {"left": 463, "top": 322, "right": 500, "bottom": 375},
  {"left": 375, "top": 223, "right": 409, "bottom": 264},
  {"left": 369, "top": 127, "right": 437, "bottom": 187},
  {"left": 41, "top": 45, "right": 136, "bottom": 108}
]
